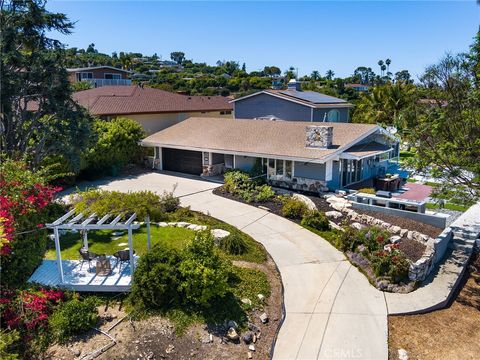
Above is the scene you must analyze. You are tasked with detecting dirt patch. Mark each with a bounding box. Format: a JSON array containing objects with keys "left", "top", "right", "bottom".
[
  {"left": 212, "top": 187, "right": 284, "bottom": 215},
  {"left": 46, "top": 255, "right": 282, "bottom": 360},
  {"left": 388, "top": 252, "right": 480, "bottom": 359}
]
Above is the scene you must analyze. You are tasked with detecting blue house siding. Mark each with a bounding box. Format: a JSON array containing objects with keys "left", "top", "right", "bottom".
[
  {"left": 294, "top": 162, "right": 326, "bottom": 180},
  {"left": 234, "top": 93, "right": 311, "bottom": 121},
  {"left": 327, "top": 161, "right": 341, "bottom": 189}
]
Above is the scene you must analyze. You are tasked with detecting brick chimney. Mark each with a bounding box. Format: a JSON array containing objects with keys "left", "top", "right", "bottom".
[{"left": 305, "top": 126, "right": 333, "bottom": 149}]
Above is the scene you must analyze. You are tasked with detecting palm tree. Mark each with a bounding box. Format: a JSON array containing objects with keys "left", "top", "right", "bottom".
[
  {"left": 311, "top": 70, "right": 320, "bottom": 81},
  {"left": 325, "top": 69, "right": 335, "bottom": 80},
  {"left": 385, "top": 59, "right": 391, "bottom": 73},
  {"left": 378, "top": 60, "right": 384, "bottom": 76}
]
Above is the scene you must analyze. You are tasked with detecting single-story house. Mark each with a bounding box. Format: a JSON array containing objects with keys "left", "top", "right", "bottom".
[
  {"left": 72, "top": 85, "right": 233, "bottom": 134},
  {"left": 231, "top": 79, "right": 353, "bottom": 123},
  {"left": 345, "top": 83, "right": 369, "bottom": 92},
  {"left": 141, "top": 117, "right": 400, "bottom": 192}
]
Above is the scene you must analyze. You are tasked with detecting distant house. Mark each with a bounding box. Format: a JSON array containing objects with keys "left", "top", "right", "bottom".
[
  {"left": 67, "top": 66, "right": 131, "bottom": 87},
  {"left": 345, "top": 83, "right": 369, "bottom": 92},
  {"left": 141, "top": 117, "right": 399, "bottom": 192},
  {"left": 72, "top": 85, "right": 233, "bottom": 134},
  {"left": 231, "top": 79, "right": 353, "bottom": 123}
]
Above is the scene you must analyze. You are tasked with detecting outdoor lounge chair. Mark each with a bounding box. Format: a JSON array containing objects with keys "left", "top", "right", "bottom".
[
  {"left": 113, "top": 249, "right": 136, "bottom": 269},
  {"left": 79, "top": 247, "right": 99, "bottom": 269}
]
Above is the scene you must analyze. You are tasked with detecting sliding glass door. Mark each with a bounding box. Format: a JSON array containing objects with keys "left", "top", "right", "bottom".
[{"left": 341, "top": 159, "right": 363, "bottom": 187}]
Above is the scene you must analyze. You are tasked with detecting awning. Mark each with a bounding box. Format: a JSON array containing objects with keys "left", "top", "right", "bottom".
[{"left": 340, "top": 142, "right": 393, "bottom": 160}]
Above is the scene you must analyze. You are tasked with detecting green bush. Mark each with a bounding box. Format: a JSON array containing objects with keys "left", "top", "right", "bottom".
[
  {"left": 159, "top": 190, "right": 180, "bottom": 213},
  {"left": 220, "top": 233, "right": 247, "bottom": 255},
  {"left": 282, "top": 198, "right": 308, "bottom": 219},
  {"left": 255, "top": 184, "right": 275, "bottom": 202},
  {"left": 371, "top": 250, "right": 410, "bottom": 281},
  {"left": 301, "top": 210, "right": 330, "bottom": 231},
  {"left": 49, "top": 297, "right": 98, "bottom": 343},
  {"left": 0, "top": 330, "right": 20, "bottom": 360},
  {"left": 129, "top": 248, "right": 183, "bottom": 310},
  {"left": 178, "top": 232, "right": 231, "bottom": 307},
  {"left": 357, "top": 227, "right": 390, "bottom": 253},
  {"left": 335, "top": 226, "right": 362, "bottom": 252},
  {"left": 82, "top": 117, "right": 145, "bottom": 176},
  {"left": 223, "top": 170, "right": 275, "bottom": 203}
]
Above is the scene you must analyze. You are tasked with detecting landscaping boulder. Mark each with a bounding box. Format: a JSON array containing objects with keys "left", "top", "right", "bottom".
[
  {"left": 227, "top": 320, "right": 238, "bottom": 330},
  {"left": 241, "top": 298, "right": 252, "bottom": 306},
  {"left": 257, "top": 293, "right": 265, "bottom": 302},
  {"left": 259, "top": 312, "right": 269, "bottom": 324},
  {"left": 389, "top": 235, "right": 402, "bottom": 244},
  {"left": 292, "top": 194, "right": 317, "bottom": 211},
  {"left": 242, "top": 331, "right": 254, "bottom": 344},
  {"left": 211, "top": 229, "right": 230, "bottom": 243},
  {"left": 325, "top": 211, "right": 343, "bottom": 220},
  {"left": 176, "top": 222, "right": 191, "bottom": 228},
  {"left": 158, "top": 222, "right": 168, "bottom": 227},
  {"left": 390, "top": 225, "right": 402, "bottom": 234},
  {"left": 351, "top": 222, "right": 366, "bottom": 230}
]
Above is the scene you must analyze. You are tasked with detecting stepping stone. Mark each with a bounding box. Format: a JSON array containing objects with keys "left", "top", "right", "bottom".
[
  {"left": 158, "top": 222, "right": 168, "bottom": 227},
  {"left": 112, "top": 237, "right": 121, "bottom": 241},
  {"left": 176, "top": 222, "right": 191, "bottom": 228},
  {"left": 112, "top": 231, "right": 124, "bottom": 236},
  {"left": 117, "top": 242, "right": 128, "bottom": 247},
  {"left": 211, "top": 229, "right": 230, "bottom": 240}
]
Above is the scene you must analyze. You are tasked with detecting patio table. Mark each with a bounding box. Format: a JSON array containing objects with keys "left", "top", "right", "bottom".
[{"left": 96, "top": 255, "right": 112, "bottom": 276}]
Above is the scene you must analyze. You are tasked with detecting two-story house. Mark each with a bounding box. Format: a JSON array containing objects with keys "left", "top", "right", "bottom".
[{"left": 231, "top": 79, "right": 353, "bottom": 123}]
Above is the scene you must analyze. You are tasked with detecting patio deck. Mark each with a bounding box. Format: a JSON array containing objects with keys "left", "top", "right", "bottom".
[{"left": 28, "top": 257, "right": 135, "bottom": 292}]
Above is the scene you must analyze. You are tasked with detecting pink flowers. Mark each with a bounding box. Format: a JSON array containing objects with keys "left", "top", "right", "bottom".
[{"left": 0, "top": 178, "right": 61, "bottom": 255}]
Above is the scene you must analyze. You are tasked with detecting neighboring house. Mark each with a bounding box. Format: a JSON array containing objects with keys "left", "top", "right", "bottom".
[
  {"left": 72, "top": 85, "right": 233, "bottom": 134},
  {"left": 231, "top": 79, "right": 353, "bottom": 123},
  {"left": 67, "top": 66, "right": 132, "bottom": 87},
  {"left": 345, "top": 83, "right": 370, "bottom": 92},
  {"left": 141, "top": 117, "right": 399, "bottom": 192}
]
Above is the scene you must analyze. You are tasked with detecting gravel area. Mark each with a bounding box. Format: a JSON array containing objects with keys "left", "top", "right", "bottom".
[{"left": 398, "top": 238, "right": 426, "bottom": 262}]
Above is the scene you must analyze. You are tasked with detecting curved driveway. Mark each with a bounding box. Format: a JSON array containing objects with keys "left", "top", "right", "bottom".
[{"left": 87, "top": 172, "right": 388, "bottom": 360}]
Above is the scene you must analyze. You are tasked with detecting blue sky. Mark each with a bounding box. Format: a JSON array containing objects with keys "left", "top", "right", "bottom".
[{"left": 47, "top": 1, "right": 479, "bottom": 79}]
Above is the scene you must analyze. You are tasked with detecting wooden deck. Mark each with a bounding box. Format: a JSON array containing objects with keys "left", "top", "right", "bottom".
[{"left": 28, "top": 257, "right": 136, "bottom": 292}]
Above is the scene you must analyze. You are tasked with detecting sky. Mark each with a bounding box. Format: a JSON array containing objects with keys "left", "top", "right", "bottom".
[{"left": 47, "top": 1, "right": 480, "bottom": 79}]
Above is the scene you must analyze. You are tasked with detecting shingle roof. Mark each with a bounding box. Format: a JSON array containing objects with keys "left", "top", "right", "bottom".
[
  {"left": 72, "top": 86, "right": 232, "bottom": 116},
  {"left": 231, "top": 90, "right": 353, "bottom": 108},
  {"left": 344, "top": 142, "right": 392, "bottom": 158},
  {"left": 142, "top": 117, "right": 378, "bottom": 162},
  {"left": 67, "top": 66, "right": 131, "bottom": 73}
]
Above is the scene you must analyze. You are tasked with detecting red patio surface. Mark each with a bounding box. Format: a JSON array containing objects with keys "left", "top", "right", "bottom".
[{"left": 395, "top": 183, "right": 433, "bottom": 202}]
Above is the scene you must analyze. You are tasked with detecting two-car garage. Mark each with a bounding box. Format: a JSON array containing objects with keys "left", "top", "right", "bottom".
[{"left": 161, "top": 148, "right": 203, "bottom": 175}]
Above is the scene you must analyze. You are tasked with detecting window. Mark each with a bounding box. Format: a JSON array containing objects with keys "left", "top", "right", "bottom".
[
  {"left": 268, "top": 158, "right": 275, "bottom": 177},
  {"left": 327, "top": 109, "right": 340, "bottom": 122},
  {"left": 104, "top": 73, "right": 121, "bottom": 79},
  {"left": 220, "top": 110, "right": 232, "bottom": 115},
  {"left": 76, "top": 72, "right": 93, "bottom": 81},
  {"left": 276, "top": 159, "right": 284, "bottom": 176},
  {"left": 285, "top": 160, "right": 293, "bottom": 179},
  {"left": 341, "top": 159, "right": 363, "bottom": 186}
]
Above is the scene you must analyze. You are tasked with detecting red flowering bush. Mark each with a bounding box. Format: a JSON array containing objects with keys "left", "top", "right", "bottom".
[
  {"left": 371, "top": 249, "right": 410, "bottom": 281},
  {"left": 0, "top": 159, "right": 64, "bottom": 286}
]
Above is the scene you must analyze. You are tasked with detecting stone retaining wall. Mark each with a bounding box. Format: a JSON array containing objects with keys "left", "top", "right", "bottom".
[{"left": 269, "top": 177, "right": 329, "bottom": 194}]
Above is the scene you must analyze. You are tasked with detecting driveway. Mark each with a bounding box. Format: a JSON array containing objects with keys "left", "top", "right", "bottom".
[{"left": 77, "top": 172, "right": 388, "bottom": 360}]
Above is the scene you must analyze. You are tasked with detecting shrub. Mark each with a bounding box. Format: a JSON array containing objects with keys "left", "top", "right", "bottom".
[
  {"left": 49, "top": 297, "right": 98, "bottom": 343},
  {"left": 282, "top": 197, "right": 308, "bottom": 219},
  {"left": 254, "top": 184, "right": 275, "bottom": 202},
  {"left": 0, "top": 329, "right": 20, "bottom": 360},
  {"left": 335, "top": 226, "right": 362, "bottom": 252},
  {"left": 159, "top": 190, "right": 180, "bottom": 213},
  {"left": 178, "top": 232, "right": 231, "bottom": 307},
  {"left": 220, "top": 233, "right": 248, "bottom": 255},
  {"left": 223, "top": 170, "right": 274, "bottom": 203},
  {"left": 357, "top": 188, "right": 376, "bottom": 195},
  {"left": 82, "top": 117, "right": 145, "bottom": 176},
  {"left": 371, "top": 249, "right": 410, "bottom": 282},
  {"left": 224, "top": 170, "right": 252, "bottom": 194},
  {"left": 357, "top": 227, "right": 390, "bottom": 253},
  {"left": 301, "top": 210, "right": 330, "bottom": 231},
  {"left": 129, "top": 248, "right": 183, "bottom": 310}
]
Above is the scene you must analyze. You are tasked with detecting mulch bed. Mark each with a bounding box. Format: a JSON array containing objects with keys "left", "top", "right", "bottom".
[{"left": 398, "top": 238, "right": 426, "bottom": 263}]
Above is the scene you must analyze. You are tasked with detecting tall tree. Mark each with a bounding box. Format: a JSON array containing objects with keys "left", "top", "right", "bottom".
[
  {"left": 170, "top": 51, "right": 185, "bottom": 65},
  {"left": 0, "top": 0, "right": 92, "bottom": 171},
  {"left": 409, "top": 31, "right": 480, "bottom": 197},
  {"left": 325, "top": 69, "right": 335, "bottom": 80},
  {"left": 378, "top": 60, "right": 384, "bottom": 76},
  {"left": 311, "top": 70, "right": 320, "bottom": 81}
]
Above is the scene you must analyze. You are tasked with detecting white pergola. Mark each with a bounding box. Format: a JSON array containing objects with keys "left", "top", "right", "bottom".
[{"left": 46, "top": 209, "right": 147, "bottom": 283}]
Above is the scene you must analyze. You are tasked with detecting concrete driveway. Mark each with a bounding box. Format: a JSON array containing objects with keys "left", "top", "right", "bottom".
[{"left": 78, "top": 172, "right": 388, "bottom": 360}]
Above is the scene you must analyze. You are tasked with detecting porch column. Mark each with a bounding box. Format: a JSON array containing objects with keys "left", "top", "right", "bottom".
[
  {"left": 128, "top": 226, "right": 135, "bottom": 279},
  {"left": 54, "top": 227, "right": 64, "bottom": 283},
  {"left": 83, "top": 230, "right": 88, "bottom": 250},
  {"left": 155, "top": 147, "right": 163, "bottom": 170}
]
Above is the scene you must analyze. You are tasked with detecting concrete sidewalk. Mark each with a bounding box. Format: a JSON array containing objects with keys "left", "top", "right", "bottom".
[{"left": 95, "top": 172, "right": 388, "bottom": 360}]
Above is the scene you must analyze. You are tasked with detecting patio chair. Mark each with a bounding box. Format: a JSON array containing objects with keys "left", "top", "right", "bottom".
[
  {"left": 79, "top": 247, "right": 99, "bottom": 270},
  {"left": 113, "top": 249, "right": 136, "bottom": 269}
]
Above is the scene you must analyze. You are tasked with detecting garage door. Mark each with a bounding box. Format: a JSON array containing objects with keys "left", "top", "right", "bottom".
[{"left": 162, "top": 148, "right": 203, "bottom": 175}]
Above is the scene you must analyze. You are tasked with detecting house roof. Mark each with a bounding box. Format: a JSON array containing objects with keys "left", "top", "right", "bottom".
[
  {"left": 142, "top": 117, "right": 378, "bottom": 162},
  {"left": 67, "top": 66, "right": 131, "bottom": 73},
  {"left": 72, "top": 86, "right": 233, "bottom": 116},
  {"left": 231, "top": 89, "right": 354, "bottom": 109},
  {"left": 343, "top": 142, "right": 392, "bottom": 159}
]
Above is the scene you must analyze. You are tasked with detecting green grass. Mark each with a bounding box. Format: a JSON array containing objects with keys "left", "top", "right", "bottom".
[
  {"left": 230, "top": 267, "right": 271, "bottom": 309},
  {"left": 426, "top": 202, "right": 469, "bottom": 212},
  {"left": 45, "top": 226, "right": 196, "bottom": 260},
  {"left": 45, "top": 208, "right": 267, "bottom": 263},
  {"left": 302, "top": 225, "right": 341, "bottom": 247},
  {"left": 406, "top": 178, "right": 417, "bottom": 183}
]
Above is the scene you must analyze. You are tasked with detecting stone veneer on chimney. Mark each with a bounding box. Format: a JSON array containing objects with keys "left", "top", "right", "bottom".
[{"left": 305, "top": 126, "right": 333, "bottom": 149}]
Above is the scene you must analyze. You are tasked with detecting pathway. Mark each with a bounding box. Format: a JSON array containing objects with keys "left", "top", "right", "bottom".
[{"left": 87, "top": 172, "right": 388, "bottom": 360}]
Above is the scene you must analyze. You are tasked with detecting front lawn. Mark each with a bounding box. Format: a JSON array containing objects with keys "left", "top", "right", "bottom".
[{"left": 45, "top": 226, "right": 196, "bottom": 260}]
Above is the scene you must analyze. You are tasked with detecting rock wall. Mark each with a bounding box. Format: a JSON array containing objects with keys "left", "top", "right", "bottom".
[
  {"left": 202, "top": 163, "right": 225, "bottom": 177},
  {"left": 269, "top": 177, "right": 329, "bottom": 194},
  {"left": 305, "top": 126, "right": 333, "bottom": 149}
]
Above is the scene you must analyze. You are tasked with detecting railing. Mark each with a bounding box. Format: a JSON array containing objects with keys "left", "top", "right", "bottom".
[{"left": 85, "top": 79, "right": 132, "bottom": 87}]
